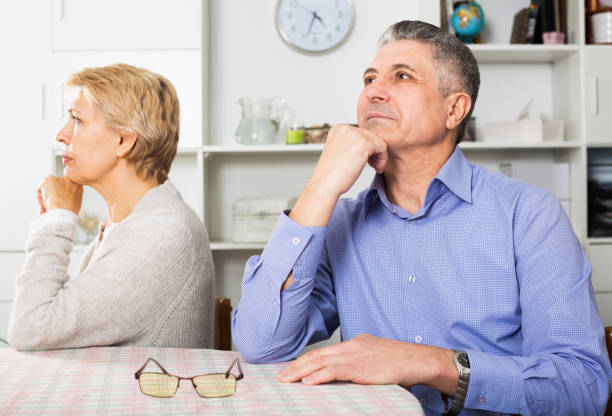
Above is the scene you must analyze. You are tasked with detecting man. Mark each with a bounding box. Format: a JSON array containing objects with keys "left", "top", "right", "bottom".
[{"left": 232, "top": 20, "right": 612, "bottom": 415}]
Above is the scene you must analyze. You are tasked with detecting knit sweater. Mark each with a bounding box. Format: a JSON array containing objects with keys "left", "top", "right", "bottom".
[{"left": 8, "top": 181, "right": 214, "bottom": 351}]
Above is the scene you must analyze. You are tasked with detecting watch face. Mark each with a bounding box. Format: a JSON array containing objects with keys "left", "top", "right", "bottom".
[
  {"left": 458, "top": 352, "right": 470, "bottom": 368},
  {"left": 276, "top": 0, "right": 354, "bottom": 54}
]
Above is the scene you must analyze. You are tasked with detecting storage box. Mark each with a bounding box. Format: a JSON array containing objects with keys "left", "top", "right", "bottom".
[
  {"left": 232, "top": 196, "right": 297, "bottom": 243},
  {"left": 482, "top": 118, "right": 564, "bottom": 142}
]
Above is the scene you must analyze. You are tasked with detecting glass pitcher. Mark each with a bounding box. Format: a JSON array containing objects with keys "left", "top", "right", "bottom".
[{"left": 235, "top": 97, "right": 286, "bottom": 145}]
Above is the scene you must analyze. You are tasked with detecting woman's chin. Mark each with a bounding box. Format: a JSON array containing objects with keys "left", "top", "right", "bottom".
[{"left": 63, "top": 169, "right": 86, "bottom": 185}]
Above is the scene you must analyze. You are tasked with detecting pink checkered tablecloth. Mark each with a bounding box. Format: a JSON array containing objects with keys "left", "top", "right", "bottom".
[{"left": 0, "top": 347, "right": 424, "bottom": 415}]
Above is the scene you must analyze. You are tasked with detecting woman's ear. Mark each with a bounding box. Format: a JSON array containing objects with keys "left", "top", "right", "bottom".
[
  {"left": 116, "top": 133, "right": 137, "bottom": 158},
  {"left": 445, "top": 92, "right": 471, "bottom": 131}
]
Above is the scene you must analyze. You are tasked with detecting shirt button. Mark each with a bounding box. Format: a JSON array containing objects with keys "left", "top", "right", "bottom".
[
  {"left": 414, "top": 335, "right": 422, "bottom": 343},
  {"left": 478, "top": 396, "right": 486, "bottom": 405},
  {"left": 292, "top": 237, "right": 300, "bottom": 245},
  {"left": 407, "top": 275, "right": 416, "bottom": 283},
  {"left": 275, "top": 298, "right": 280, "bottom": 305},
  {"left": 420, "top": 398, "right": 427, "bottom": 406},
  {"left": 295, "top": 259, "right": 302, "bottom": 266}
]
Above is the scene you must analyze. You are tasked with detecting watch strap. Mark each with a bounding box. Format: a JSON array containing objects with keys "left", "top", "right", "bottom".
[{"left": 441, "top": 351, "right": 470, "bottom": 416}]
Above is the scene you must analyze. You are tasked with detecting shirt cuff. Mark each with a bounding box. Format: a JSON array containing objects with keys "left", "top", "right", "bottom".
[
  {"left": 261, "top": 212, "right": 327, "bottom": 286},
  {"left": 30, "top": 209, "right": 78, "bottom": 234},
  {"left": 464, "top": 349, "right": 524, "bottom": 414}
]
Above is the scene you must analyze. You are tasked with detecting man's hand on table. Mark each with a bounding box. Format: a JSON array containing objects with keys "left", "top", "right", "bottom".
[
  {"left": 277, "top": 333, "right": 459, "bottom": 396},
  {"left": 37, "top": 175, "right": 83, "bottom": 215}
]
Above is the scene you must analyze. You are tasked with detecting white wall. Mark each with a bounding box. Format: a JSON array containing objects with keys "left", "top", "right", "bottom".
[{"left": 209, "top": 0, "right": 429, "bottom": 145}]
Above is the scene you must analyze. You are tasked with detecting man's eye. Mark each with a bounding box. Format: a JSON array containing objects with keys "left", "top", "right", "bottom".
[
  {"left": 398, "top": 73, "right": 411, "bottom": 80},
  {"left": 364, "top": 76, "right": 375, "bottom": 84}
]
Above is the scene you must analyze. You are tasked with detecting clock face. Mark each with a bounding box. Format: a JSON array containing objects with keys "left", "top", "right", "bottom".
[{"left": 276, "top": 0, "right": 354, "bottom": 54}]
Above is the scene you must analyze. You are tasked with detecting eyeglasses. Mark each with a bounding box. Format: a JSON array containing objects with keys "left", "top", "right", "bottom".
[{"left": 134, "top": 357, "right": 243, "bottom": 398}]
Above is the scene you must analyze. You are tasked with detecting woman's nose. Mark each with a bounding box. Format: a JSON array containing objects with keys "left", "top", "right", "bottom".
[{"left": 56, "top": 121, "right": 71, "bottom": 145}]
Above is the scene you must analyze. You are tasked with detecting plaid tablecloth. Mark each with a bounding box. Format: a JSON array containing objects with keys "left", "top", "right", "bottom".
[{"left": 0, "top": 347, "right": 424, "bottom": 415}]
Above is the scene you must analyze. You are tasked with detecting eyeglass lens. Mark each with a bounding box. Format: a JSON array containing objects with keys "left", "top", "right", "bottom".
[
  {"left": 138, "top": 373, "right": 179, "bottom": 398},
  {"left": 193, "top": 374, "right": 237, "bottom": 398}
]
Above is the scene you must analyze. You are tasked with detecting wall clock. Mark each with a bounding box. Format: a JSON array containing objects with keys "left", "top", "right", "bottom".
[{"left": 275, "top": 0, "right": 355, "bottom": 54}]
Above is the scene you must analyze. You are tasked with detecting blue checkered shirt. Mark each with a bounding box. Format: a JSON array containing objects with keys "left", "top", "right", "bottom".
[{"left": 233, "top": 147, "right": 612, "bottom": 415}]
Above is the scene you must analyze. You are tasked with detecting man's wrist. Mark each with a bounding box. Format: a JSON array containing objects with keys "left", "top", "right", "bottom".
[
  {"left": 290, "top": 179, "right": 340, "bottom": 227},
  {"left": 441, "top": 351, "right": 470, "bottom": 416}
]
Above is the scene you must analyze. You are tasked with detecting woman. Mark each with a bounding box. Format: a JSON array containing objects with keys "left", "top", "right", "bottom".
[{"left": 8, "top": 63, "right": 214, "bottom": 350}]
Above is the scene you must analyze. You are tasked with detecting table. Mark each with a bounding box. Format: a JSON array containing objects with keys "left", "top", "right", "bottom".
[{"left": 0, "top": 347, "right": 424, "bottom": 415}]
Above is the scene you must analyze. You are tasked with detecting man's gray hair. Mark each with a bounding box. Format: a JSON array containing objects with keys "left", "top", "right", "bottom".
[{"left": 378, "top": 20, "right": 480, "bottom": 144}]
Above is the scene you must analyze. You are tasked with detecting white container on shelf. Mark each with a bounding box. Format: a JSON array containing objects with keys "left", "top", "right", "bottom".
[
  {"left": 232, "top": 196, "right": 297, "bottom": 243},
  {"left": 482, "top": 118, "right": 564, "bottom": 142},
  {"left": 591, "top": 10, "right": 612, "bottom": 44}
]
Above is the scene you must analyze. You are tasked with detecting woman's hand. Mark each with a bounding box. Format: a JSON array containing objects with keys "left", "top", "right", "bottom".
[{"left": 37, "top": 175, "right": 83, "bottom": 215}]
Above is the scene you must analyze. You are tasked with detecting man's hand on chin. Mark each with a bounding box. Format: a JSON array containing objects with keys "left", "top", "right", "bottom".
[{"left": 276, "top": 333, "right": 459, "bottom": 396}]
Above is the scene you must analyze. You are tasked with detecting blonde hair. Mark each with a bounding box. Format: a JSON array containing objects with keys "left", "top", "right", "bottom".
[{"left": 67, "top": 63, "right": 180, "bottom": 184}]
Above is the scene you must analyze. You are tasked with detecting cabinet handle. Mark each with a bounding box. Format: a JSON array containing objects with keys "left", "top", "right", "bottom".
[
  {"left": 590, "top": 76, "right": 599, "bottom": 116},
  {"left": 55, "top": 0, "right": 65, "bottom": 21},
  {"left": 41, "top": 84, "right": 46, "bottom": 120}
]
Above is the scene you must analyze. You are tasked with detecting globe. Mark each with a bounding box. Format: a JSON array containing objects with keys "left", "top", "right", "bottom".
[{"left": 451, "top": 2, "right": 485, "bottom": 43}]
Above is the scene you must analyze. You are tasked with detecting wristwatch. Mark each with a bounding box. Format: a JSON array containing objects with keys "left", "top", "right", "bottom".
[{"left": 441, "top": 350, "right": 470, "bottom": 416}]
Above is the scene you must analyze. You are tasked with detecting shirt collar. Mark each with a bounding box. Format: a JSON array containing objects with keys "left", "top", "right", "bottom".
[
  {"left": 434, "top": 146, "right": 473, "bottom": 204},
  {"left": 364, "top": 146, "right": 473, "bottom": 212}
]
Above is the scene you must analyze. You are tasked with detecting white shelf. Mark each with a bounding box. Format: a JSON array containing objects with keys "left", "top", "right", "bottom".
[
  {"left": 203, "top": 144, "right": 324, "bottom": 154},
  {"left": 460, "top": 141, "right": 581, "bottom": 150},
  {"left": 468, "top": 44, "right": 580, "bottom": 63},
  {"left": 202, "top": 141, "right": 579, "bottom": 154},
  {"left": 587, "top": 142, "right": 612, "bottom": 148},
  {"left": 210, "top": 241, "right": 265, "bottom": 251},
  {"left": 588, "top": 238, "right": 612, "bottom": 245}
]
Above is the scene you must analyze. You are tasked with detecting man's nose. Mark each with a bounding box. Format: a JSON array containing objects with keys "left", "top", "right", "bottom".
[{"left": 365, "top": 79, "right": 390, "bottom": 103}]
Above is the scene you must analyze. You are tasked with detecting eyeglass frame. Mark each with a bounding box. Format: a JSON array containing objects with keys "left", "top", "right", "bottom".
[{"left": 134, "top": 357, "right": 244, "bottom": 398}]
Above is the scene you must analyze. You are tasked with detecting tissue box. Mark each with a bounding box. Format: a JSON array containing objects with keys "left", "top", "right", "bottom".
[
  {"left": 232, "top": 196, "right": 297, "bottom": 243},
  {"left": 482, "top": 119, "right": 564, "bottom": 142}
]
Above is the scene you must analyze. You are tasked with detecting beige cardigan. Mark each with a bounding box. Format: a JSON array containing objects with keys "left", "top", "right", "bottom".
[{"left": 8, "top": 181, "right": 214, "bottom": 350}]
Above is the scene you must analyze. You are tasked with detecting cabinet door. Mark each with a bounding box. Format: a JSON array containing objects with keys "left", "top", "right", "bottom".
[
  {"left": 0, "top": 1, "right": 52, "bottom": 250},
  {"left": 587, "top": 243, "right": 612, "bottom": 292},
  {"left": 585, "top": 47, "right": 612, "bottom": 143},
  {"left": 52, "top": 0, "right": 203, "bottom": 51},
  {"left": 0, "top": 253, "right": 27, "bottom": 302},
  {"left": 51, "top": 51, "right": 202, "bottom": 148},
  {"left": 0, "top": 302, "right": 12, "bottom": 343}
]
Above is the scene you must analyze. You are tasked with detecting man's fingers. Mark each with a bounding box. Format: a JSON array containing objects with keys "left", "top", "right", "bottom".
[
  {"left": 368, "top": 152, "right": 388, "bottom": 174},
  {"left": 278, "top": 351, "right": 330, "bottom": 383},
  {"left": 301, "top": 364, "right": 355, "bottom": 385}
]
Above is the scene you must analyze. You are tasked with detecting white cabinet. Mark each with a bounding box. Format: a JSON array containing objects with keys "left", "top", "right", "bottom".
[
  {"left": 584, "top": 47, "right": 612, "bottom": 326},
  {"left": 0, "top": 302, "right": 12, "bottom": 342},
  {"left": 585, "top": 47, "right": 612, "bottom": 143},
  {"left": 0, "top": 1, "right": 52, "bottom": 251},
  {"left": 51, "top": 50, "right": 203, "bottom": 149},
  {"left": 51, "top": 0, "right": 204, "bottom": 51},
  {"left": 587, "top": 244, "right": 612, "bottom": 292}
]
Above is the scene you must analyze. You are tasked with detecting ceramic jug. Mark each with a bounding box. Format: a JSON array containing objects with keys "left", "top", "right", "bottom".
[{"left": 235, "top": 97, "right": 286, "bottom": 145}]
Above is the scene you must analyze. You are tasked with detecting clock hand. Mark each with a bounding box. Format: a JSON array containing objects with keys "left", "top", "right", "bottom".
[
  {"left": 295, "top": 1, "right": 314, "bottom": 14},
  {"left": 307, "top": 13, "right": 316, "bottom": 36},
  {"left": 313, "top": 12, "right": 327, "bottom": 28}
]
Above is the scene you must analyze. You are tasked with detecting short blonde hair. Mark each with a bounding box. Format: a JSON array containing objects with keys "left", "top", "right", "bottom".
[{"left": 67, "top": 63, "right": 180, "bottom": 184}]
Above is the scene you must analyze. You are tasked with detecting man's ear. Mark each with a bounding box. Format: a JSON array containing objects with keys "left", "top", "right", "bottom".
[
  {"left": 445, "top": 92, "right": 471, "bottom": 131},
  {"left": 116, "top": 133, "right": 137, "bottom": 158}
]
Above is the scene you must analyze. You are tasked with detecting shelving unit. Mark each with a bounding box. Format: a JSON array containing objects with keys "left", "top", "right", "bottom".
[{"left": 3, "top": 0, "right": 612, "bottom": 342}]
